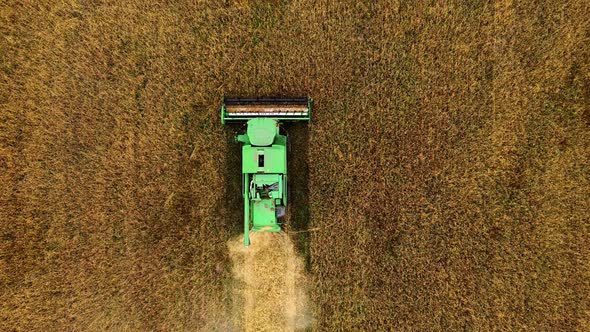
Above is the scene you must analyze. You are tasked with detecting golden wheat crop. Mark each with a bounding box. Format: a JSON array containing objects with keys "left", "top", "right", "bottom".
[{"left": 1, "top": 1, "right": 589, "bottom": 331}]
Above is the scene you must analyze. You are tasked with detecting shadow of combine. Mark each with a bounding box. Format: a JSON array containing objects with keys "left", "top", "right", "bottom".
[{"left": 285, "top": 122, "right": 311, "bottom": 271}]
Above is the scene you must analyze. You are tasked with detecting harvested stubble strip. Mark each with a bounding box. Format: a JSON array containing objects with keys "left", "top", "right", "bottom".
[{"left": 228, "top": 232, "right": 311, "bottom": 332}]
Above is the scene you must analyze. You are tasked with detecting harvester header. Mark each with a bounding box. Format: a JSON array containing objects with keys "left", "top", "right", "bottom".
[{"left": 221, "top": 97, "right": 311, "bottom": 123}]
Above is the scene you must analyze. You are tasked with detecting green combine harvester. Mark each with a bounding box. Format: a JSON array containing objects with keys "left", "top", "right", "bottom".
[{"left": 221, "top": 97, "right": 312, "bottom": 246}]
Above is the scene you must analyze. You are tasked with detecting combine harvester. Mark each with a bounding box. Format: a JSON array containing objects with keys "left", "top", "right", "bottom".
[{"left": 221, "top": 97, "right": 312, "bottom": 246}]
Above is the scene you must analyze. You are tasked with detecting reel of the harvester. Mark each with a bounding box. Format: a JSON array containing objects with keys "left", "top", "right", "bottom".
[{"left": 221, "top": 97, "right": 312, "bottom": 246}]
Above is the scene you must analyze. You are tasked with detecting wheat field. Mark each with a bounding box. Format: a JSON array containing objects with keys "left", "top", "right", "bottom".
[{"left": 1, "top": 1, "right": 589, "bottom": 331}]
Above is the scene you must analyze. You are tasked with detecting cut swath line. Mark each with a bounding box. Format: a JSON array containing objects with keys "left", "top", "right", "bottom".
[{"left": 227, "top": 232, "right": 312, "bottom": 331}]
